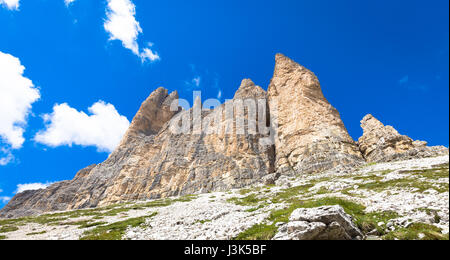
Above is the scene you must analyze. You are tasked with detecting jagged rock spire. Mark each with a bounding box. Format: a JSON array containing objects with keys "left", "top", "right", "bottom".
[
  {"left": 268, "top": 54, "right": 363, "bottom": 174},
  {"left": 234, "top": 79, "right": 267, "bottom": 99},
  {"left": 358, "top": 114, "right": 448, "bottom": 162},
  {"left": 120, "top": 87, "right": 180, "bottom": 143}
]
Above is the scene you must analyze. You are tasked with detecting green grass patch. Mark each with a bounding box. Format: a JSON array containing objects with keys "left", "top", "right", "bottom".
[
  {"left": 239, "top": 189, "right": 253, "bottom": 195},
  {"left": 358, "top": 177, "right": 448, "bottom": 193},
  {"left": 233, "top": 224, "right": 277, "bottom": 240},
  {"left": 227, "top": 194, "right": 265, "bottom": 206},
  {"left": 406, "top": 167, "right": 449, "bottom": 180},
  {"left": 364, "top": 162, "right": 378, "bottom": 167},
  {"left": 271, "top": 184, "right": 314, "bottom": 203},
  {"left": 63, "top": 220, "right": 108, "bottom": 229},
  {"left": 194, "top": 219, "right": 212, "bottom": 225},
  {"left": 26, "top": 231, "right": 47, "bottom": 236},
  {"left": 383, "top": 223, "right": 448, "bottom": 240},
  {"left": 0, "top": 225, "right": 19, "bottom": 233},
  {"left": 416, "top": 208, "right": 441, "bottom": 223},
  {"left": 0, "top": 235, "right": 6, "bottom": 240},
  {"left": 353, "top": 174, "right": 383, "bottom": 182},
  {"left": 315, "top": 187, "right": 331, "bottom": 195},
  {"left": 245, "top": 205, "right": 266, "bottom": 213},
  {"left": 80, "top": 212, "right": 157, "bottom": 240}
]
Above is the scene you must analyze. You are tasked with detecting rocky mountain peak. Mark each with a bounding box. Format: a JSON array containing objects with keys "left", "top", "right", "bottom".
[
  {"left": 268, "top": 54, "right": 363, "bottom": 174},
  {"left": 361, "top": 114, "right": 399, "bottom": 136},
  {"left": 1, "top": 54, "right": 447, "bottom": 219},
  {"left": 121, "top": 88, "right": 180, "bottom": 141},
  {"left": 234, "top": 79, "right": 266, "bottom": 99},
  {"left": 272, "top": 54, "right": 320, "bottom": 96},
  {"left": 358, "top": 114, "right": 448, "bottom": 162}
]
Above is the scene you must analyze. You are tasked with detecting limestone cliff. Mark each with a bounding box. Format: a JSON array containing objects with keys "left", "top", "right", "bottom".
[
  {"left": 1, "top": 54, "right": 447, "bottom": 219},
  {"left": 267, "top": 54, "right": 364, "bottom": 174},
  {"left": 358, "top": 114, "right": 449, "bottom": 162},
  {"left": 0, "top": 79, "right": 275, "bottom": 218}
]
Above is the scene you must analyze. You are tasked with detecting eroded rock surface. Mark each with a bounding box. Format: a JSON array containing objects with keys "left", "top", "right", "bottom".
[
  {"left": 1, "top": 54, "right": 447, "bottom": 220},
  {"left": 358, "top": 114, "right": 448, "bottom": 162},
  {"left": 0, "top": 79, "right": 275, "bottom": 218},
  {"left": 273, "top": 206, "right": 363, "bottom": 240},
  {"left": 268, "top": 54, "right": 364, "bottom": 175}
]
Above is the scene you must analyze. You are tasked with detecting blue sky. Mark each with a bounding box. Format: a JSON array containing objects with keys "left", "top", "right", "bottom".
[{"left": 0, "top": 0, "right": 448, "bottom": 207}]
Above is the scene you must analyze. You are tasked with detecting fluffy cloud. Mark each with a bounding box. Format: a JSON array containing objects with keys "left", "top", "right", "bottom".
[
  {"left": 0, "top": 0, "right": 19, "bottom": 10},
  {"left": 192, "top": 77, "right": 201, "bottom": 87},
  {"left": 15, "top": 182, "right": 53, "bottom": 194},
  {"left": 104, "top": 0, "right": 160, "bottom": 62},
  {"left": 0, "top": 51, "right": 40, "bottom": 165},
  {"left": 0, "top": 196, "right": 11, "bottom": 203},
  {"left": 0, "top": 188, "right": 11, "bottom": 204},
  {"left": 64, "top": 0, "right": 76, "bottom": 6},
  {"left": 34, "top": 101, "right": 130, "bottom": 153},
  {"left": 139, "top": 43, "right": 160, "bottom": 62},
  {"left": 0, "top": 148, "right": 14, "bottom": 166}
]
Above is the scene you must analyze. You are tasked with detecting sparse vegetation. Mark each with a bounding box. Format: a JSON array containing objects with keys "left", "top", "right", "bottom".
[
  {"left": 383, "top": 223, "right": 448, "bottom": 240},
  {"left": 0, "top": 158, "right": 448, "bottom": 241},
  {"left": 227, "top": 194, "right": 264, "bottom": 206},
  {"left": 245, "top": 205, "right": 266, "bottom": 212},
  {"left": 235, "top": 197, "right": 401, "bottom": 240},
  {"left": 80, "top": 212, "right": 157, "bottom": 240},
  {"left": 358, "top": 177, "right": 448, "bottom": 193},
  {"left": 271, "top": 184, "right": 314, "bottom": 203},
  {"left": 406, "top": 167, "right": 449, "bottom": 180},
  {"left": 26, "top": 231, "right": 47, "bottom": 236},
  {"left": 316, "top": 187, "right": 331, "bottom": 195},
  {"left": 194, "top": 219, "right": 212, "bottom": 225},
  {"left": 0, "top": 225, "right": 19, "bottom": 233},
  {"left": 234, "top": 224, "right": 277, "bottom": 240}
]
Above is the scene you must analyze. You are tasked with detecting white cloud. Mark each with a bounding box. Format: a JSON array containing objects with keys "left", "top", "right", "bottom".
[
  {"left": 0, "top": 0, "right": 19, "bottom": 10},
  {"left": 15, "top": 182, "right": 53, "bottom": 194},
  {"left": 140, "top": 43, "right": 160, "bottom": 62},
  {"left": 35, "top": 101, "right": 130, "bottom": 153},
  {"left": 0, "top": 188, "right": 11, "bottom": 203},
  {"left": 64, "top": 0, "right": 76, "bottom": 6},
  {"left": 0, "top": 51, "right": 40, "bottom": 165},
  {"left": 104, "top": 0, "right": 160, "bottom": 62},
  {"left": 0, "top": 196, "right": 11, "bottom": 203},
  {"left": 0, "top": 148, "right": 14, "bottom": 166},
  {"left": 192, "top": 76, "right": 201, "bottom": 87},
  {"left": 217, "top": 90, "right": 222, "bottom": 99}
]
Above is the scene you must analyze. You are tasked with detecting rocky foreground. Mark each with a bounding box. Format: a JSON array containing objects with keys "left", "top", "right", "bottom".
[{"left": 1, "top": 155, "right": 448, "bottom": 240}]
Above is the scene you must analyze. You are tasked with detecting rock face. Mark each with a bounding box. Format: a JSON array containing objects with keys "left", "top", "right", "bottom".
[
  {"left": 273, "top": 206, "right": 363, "bottom": 240},
  {"left": 1, "top": 54, "right": 447, "bottom": 219},
  {"left": 268, "top": 54, "right": 364, "bottom": 175},
  {"left": 358, "top": 114, "right": 449, "bottom": 163},
  {"left": 120, "top": 87, "right": 180, "bottom": 141},
  {"left": 0, "top": 79, "right": 275, "bottom": 218}
]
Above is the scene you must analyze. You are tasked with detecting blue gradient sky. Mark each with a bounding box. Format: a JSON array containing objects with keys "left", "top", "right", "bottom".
[{"left": 0, "top": 0, "right": 448, "bottom": 207}]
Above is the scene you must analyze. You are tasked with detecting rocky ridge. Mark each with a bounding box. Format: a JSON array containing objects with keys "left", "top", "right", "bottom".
[{"left": 358, "top": 114, "right": 448, "bottom": 162}]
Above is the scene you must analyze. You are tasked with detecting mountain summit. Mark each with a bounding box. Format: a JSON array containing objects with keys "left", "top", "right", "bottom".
[{"left": 1, "top": 55, "right": 447, "bottom": 218}]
